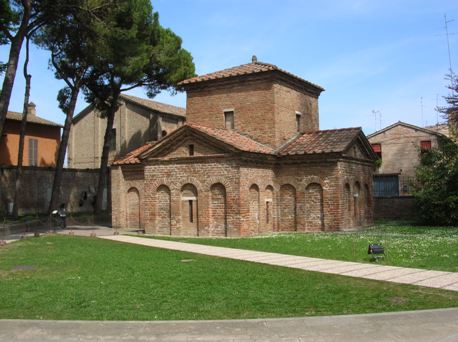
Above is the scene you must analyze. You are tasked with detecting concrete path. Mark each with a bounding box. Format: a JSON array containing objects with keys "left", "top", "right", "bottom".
[
  {"left": 1, "top": 308, "right": 458, "bottom": 341},
  {"left": 100, "top": 235, "right": 458, "bottom": 292}
]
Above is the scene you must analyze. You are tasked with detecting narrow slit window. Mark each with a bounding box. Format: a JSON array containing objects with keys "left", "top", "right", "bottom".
[
  {"left": 296, "top": 113, "right": 302, "bottom": 132},
  {"left": 188, "top": 144, "right": 194, "bottom": 156},
  {"left": 188, "top": 200, "right": 193, "bottom": 223},
  {"left": 224, "top": 110, "right": 234, "bottom": 129},
  {"left": 266, "top": 201, "right": 271, "bottom": 223}
]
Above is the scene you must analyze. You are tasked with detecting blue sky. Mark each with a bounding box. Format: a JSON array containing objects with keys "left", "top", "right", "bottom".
[{"left": 1, "top": 0, "right": 458, "bottom": 135}]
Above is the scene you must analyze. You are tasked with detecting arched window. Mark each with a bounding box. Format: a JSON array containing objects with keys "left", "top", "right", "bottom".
[
  {"left": 127, "top": 187, "right": 140, "bottom": 229},
  {"left": 305, "top": 183, "right": 324, "bottom": 230},
  {"left": 181, "top": 184, "right": 198, "bottom": 235},
  {"left": 249, "top": 184, "right": 260, "bottom": 234}
]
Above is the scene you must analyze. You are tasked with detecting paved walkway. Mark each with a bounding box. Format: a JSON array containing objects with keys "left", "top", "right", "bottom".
[
  {"left": 101, "top": 235, "right": 458, "bottom": 292},
  {"left": 1, "top": 308, "right": 458, "bottom": 341}
]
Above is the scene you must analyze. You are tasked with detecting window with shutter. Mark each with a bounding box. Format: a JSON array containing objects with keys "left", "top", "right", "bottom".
[
  {"left": 420, "top": 140, "right": 431, "bottom": 152},
  {"left": 28, "top": 138, "right": 38, "bottom": 166},
  {"left": 371, "top": 143, "right": 382, "bottom": 159}
]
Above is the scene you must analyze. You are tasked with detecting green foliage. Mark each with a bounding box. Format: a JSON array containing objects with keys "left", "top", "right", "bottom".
[
  {"left": 0, "top": 0, "right": 19, "bottom": 43},
  {"left": 437, "top": 74, "right": 458, "bottom": 138},
  {"left": 1, "top": 235, "right": 457, "bottom": 320},
  {"left": 82, "top": 0, "right": 195, "bottom": 110},
  {"left": 412, "top": 137, "right": 458, "bottom": 226}
]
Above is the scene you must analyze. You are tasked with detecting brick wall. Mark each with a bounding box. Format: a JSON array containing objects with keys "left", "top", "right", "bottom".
[
  {"left": 374, "top": 196, "right": 416, "bottom": 220},
  {"left": 369, "top": 124, "right": 441, "bottom": 178},
  {"left": 112, "top": 154, "right": 375, "bottom": 236},
  {"left": 0, "top": 166, "right": 101, "bottom": 215},
  {"left": 186, "top": 75, "right": 320, "bottom": 148}
]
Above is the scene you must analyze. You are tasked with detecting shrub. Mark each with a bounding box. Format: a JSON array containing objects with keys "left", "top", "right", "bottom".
[{"left": 412, "top": 137, "right": 458, "bottom": 226}]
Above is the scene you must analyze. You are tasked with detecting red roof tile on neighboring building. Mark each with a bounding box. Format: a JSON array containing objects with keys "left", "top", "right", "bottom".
[
  {"left": 178, "top": 59, "right": 324, "bottom": 91},
  {"left": 278, "top": 128, "right": 362, "bottom": 155}
]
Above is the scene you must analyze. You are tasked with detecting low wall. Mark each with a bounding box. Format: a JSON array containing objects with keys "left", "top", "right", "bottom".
[
  {"left": 0, "top": 166, "right": 108, "bottom": 216},
  {"left": 374, "top": 196, "right": 416, "bottom": 220}
]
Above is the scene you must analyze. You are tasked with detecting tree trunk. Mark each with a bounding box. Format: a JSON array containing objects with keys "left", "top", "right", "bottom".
[
  {"left": 0, "top": 1, "right": 31, "bottom": 140},
  {"left": 12, "top": 35, "right": 32, "bottom": 218},
  {"left": 48, "top": 87, "right": 80, "bottom": 214},
  {"left": 94, "top": 96, "right": 119, "bottom": 214}
]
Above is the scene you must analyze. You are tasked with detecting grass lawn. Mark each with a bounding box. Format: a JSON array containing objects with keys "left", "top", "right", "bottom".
[
  {"left": 0, "top": 235, "right": 457, "bottom": 320},
  {"left": 152, "top": 221, "right": 458, "bottom": 272}
]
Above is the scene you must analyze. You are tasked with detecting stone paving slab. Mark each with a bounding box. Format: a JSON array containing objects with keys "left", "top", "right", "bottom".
[
  {"left": 415, "top": 273, "right": 458, "bottom": 288},
  {"left": 388, "top": 270, "right": 450, "bottom": 284},
  {"left": 99, "top": 235, "right": 458, "bottom": 292}
]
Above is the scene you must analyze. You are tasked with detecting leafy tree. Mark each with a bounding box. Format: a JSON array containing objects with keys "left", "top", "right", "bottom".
[
  {"left": 437, "top": 74, "right": 458, "bottom": 139},
  {"left": 0, "top": 0, "right": 34, "bottom": 141},
  {"left": 35, "top": 0, "right": 111, "bottom": 213},
  {"left": 82, "top": 0, "right": 195, "bottom": 213},
  {"left": 412, "top": 137, "right": 458, "bottom": 226}
]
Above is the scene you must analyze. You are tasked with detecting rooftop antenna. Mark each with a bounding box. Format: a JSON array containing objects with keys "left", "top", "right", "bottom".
[
  {"left": 371, "top": 110, "right": 381, "bottom": 131},
  {"left": 444, "top": 14, "right": 455, "bottom": 77}
]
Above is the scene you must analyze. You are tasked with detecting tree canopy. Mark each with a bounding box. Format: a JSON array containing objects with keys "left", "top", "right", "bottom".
[{"left": 413, "top": 136, "right": 458, "bottom": 226}]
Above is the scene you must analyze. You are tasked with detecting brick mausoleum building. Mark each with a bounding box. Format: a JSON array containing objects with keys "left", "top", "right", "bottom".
[{"left": 111, "top": 57, "right": 377, "bottom": 236}]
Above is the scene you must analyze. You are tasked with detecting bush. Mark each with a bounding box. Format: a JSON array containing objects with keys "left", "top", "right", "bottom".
[{"left": 412, "top": 137, "right": 458, "bottom": 226}]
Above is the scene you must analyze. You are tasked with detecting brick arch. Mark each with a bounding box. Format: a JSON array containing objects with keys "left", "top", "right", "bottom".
[
  {"left": 210, "top": 183, "right": 227, "bottom": 236},
  {"left": 181, "top": 183, "right": 199, "bottom": 235},
  {"left": 156, "top": 185, "right": 171, "bottom": 235},
  {"left": 303, "top": 176, "right": 323, "bottom": 186},
  {"left": 249, "top": 184, "right": 260, "bottom": 235},
  {"left": 179, "top": 177, "right": 204, "bottom": 193},
  {"left": 204, "top": 177, "right": 233, "bottom": 192},
  {"left": 264, "top": 185, "right": 274, "bottom": 232},
  {"left": 280, "top": 184, "right": 296, "bottom": 231},
  {"left": 148, "top": 178, "right": 180, "bottom": 192},
  {"left": 305, "top": 183, "right": 324, "bottom": 231},
  {"left": 127, "top": 187, "right": 140, "bottom": 229}
]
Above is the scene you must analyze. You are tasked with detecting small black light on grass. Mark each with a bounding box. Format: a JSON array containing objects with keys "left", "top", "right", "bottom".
[
  {"left": 368, "top": 243, "right": 385, "bottom": 262},
  {"left": 33, "top": 232, "right": 40, "bottom": 238}
]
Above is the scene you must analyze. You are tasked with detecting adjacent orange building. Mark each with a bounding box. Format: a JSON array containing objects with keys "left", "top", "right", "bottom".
[{"left": 0, "top": 103, "right": 61, "bottom": 167}]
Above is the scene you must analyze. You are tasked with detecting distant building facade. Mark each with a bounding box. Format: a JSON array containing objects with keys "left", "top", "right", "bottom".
[
  {"left": 368, "top": 121, "right": 447, "bottom": 197},
  {"left": 0, "top": 103, "right": 61, "bottom": 167},
  {"left": 111, "top": 58, "right": 377, "bottom": 236},
  {"left": 68, "top": 94, "right": 186, "bottom": 169}
]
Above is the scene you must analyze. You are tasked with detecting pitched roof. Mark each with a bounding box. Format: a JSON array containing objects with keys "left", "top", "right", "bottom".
[
  {"left": 367, "top": 121, "right": 446, "bottom": 139},
  {"left": 187, "top": 123, "right": 275, "bottom": 154},
  {"left": 113, "top": 124, "right": 375, "bottom": 165},
  {"left": 178, "top": 58, "right": 324, "bottom": 92},
  {"left": 6, "top": 111, "right": 62, "bottom": 128},
  {"left": 113, "top": 124, "right": 275, "bottom": 165},
  {"left": 121, "top": 94, "right": 186, "bottom": 117},
  {"left": 112, "top": 142, "right": 155, "bottom": 165},
  {"left": 278, "top": 128, "right": 362, "bottom": 156}
]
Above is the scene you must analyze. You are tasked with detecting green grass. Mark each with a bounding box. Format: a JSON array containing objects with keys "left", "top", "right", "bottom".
[
  {"left": 152, "top": 221, "right": 458, "bottom": 272},
  {"left": 0, "top": 235, "right": 457, "bottom": 320}
]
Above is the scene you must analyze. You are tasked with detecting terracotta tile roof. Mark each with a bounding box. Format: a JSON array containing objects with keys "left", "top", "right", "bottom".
[
  {"left": 187, "top": 123, "right": 275, "bottom": 154},
  {"left": 112, "top": 142, "right": 155, "bottom": 165},
  {"left": 178, "top": 59, "right": 324, "bottom": 91},
  {"left": 6, "top": 111, "right": 62, "bottom": 127},
  {"left": 278, "top": 128, "right": 362, "bottom": 156},
  {"left": 113, "top": 126, "right": 364, "bottom": 165},
  {"left": 121, "top": 94, "right": 186, "bottom": 117}
]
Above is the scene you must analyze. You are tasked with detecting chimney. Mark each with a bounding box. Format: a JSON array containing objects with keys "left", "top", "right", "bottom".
[{"left": 27, "top": 102, "right": 36, "bottom": 116}]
